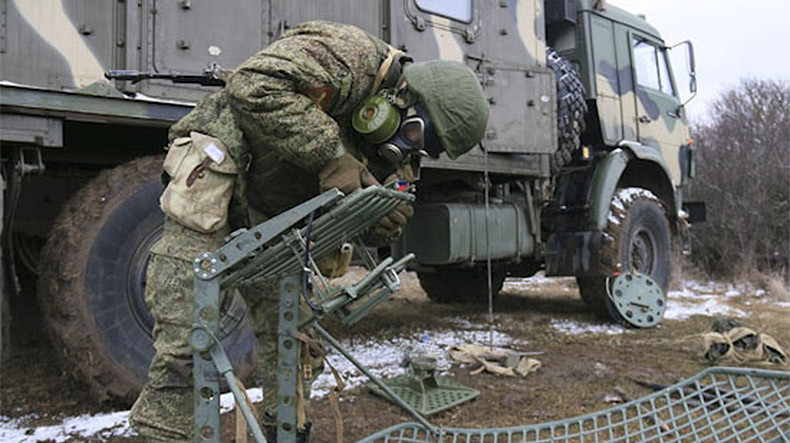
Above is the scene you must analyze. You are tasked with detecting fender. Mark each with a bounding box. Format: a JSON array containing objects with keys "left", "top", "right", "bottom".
[{"left": 588, "top": 142, "right": 676, "bottom": 230}]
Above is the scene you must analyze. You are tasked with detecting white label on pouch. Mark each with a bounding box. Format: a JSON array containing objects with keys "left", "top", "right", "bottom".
[{"left": 204, "top": 143, "right": 225, "bottom": 164}]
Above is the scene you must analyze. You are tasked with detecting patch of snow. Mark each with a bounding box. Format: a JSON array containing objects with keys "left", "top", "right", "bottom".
[
  {"left": 664, "top": 281, "right": 747, "bottom": 320},
  {"left": 614, "top": 187, "right": 657, "bottom": 205},
  {"left": 4, "top": 276, "right": 779, "bottom": 440},
  {"left": 0, "top": 411, "right": 134, "bottom": 442},
  {"left": 504, "top": 273, "right": 576, "bottom": 292},
  {"left": 216, "top": 323, "right": 516, "bottom": 409},
  {"left": 448, "top": 317, "right": 476, "bottom": 329},
  {"left": 220, "top": 387, "right": 263, "bottom": 414},
  {"left": 664, "top": 297, "right": 746, "bottom": 320},
  {"left": 0, "top": 323, "right": 515, "bottom": 440},
  {"left": 131, "top": 92, "right": 195, "bottom": 106},
  {"left": 683, "top": 280, "right": 728, "bottom": 293},
  {"left": 550, "top": 319, "right": 625, "bottom": 335},
  {"left": 0, "top": 80, "right": 28, "bottom": 87},
  {"left": 311, "top": 327, "right": 513, "bottom": 398}
]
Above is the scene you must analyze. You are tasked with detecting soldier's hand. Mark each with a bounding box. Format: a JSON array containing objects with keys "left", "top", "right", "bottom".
[
  {"left": 359, "top": 203, "right": 414, "bottom": 247},
  {"left": 318, "top": 152, "right": 378, "bottom": 194},
  {"left": 370, "top": 162, "right": 417, "bottom": 240},
  {"left": 375, "top": 203, "right": 414, "bottom": 236}
]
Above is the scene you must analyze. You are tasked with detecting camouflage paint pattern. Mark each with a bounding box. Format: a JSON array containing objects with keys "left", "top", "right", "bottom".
[
  {"left": 428, "top": 16, "right": 466, "bottom": 62},
  {"left": 5, "top": 0, "right": 110, "bottom": 89},
  {"left": 514, "top": 0, "right": 546, "bottom": 68},
  {"left": 3, "top": 0, "right": 697, "bottom": 418},
  {"left": 400, "top": 0, "right": 543, "bottom": 65},
  {"left": 2, "top": 0, "right": 688, "bottom": 185},
  {"left": 579, "top": 1, "right": 689, "bottom": 187}
]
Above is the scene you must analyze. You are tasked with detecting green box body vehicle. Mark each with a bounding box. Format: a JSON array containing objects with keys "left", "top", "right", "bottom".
[{"left": 0, "top": 0, "right": 701, "bottom": 401}]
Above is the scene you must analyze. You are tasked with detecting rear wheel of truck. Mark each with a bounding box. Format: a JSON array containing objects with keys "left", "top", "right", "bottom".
[
  {"left": 36, "top": 155, "right": 256, "bottom": 402},
  {"left": 418, "top": 268, "right": 506, "bottom": 303},
  {"left": 547, "top": 48, "right": 587, "bottom": 174},
  {"left": 577, "top": 188, "right": 671, "bottom": 322}
]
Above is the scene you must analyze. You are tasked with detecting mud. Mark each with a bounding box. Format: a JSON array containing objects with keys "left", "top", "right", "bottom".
[{"left": 2, "top": 270, "right": 788, "bottom": 442}]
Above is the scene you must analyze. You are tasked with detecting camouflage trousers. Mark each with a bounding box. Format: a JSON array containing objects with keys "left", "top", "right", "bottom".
[{"left": 130, "top": 218, "right": 322, "bottom": 441}]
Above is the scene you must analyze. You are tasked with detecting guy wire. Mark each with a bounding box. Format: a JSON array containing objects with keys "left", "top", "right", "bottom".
[{"left": 482, "top": 142, "right": 495, "bottom": 349}]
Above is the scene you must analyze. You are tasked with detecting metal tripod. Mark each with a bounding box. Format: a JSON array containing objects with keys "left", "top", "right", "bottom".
[{"left": 188, "top": 186, "right": 438, "bottom": 442}]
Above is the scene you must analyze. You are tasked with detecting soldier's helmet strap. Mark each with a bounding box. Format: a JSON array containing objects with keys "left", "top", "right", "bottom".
[{"left": 371, "top": 47, "right": 406, "bottom": 95}]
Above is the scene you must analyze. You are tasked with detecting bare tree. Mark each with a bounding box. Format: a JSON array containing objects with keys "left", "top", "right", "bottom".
[{"left": 688, "top": 79, "right": 789, "bottom": 281}]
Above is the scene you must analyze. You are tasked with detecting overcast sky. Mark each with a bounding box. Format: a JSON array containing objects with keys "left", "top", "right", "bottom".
[{"left": 609, "top": 0, "right": 790, "bottom": 122}]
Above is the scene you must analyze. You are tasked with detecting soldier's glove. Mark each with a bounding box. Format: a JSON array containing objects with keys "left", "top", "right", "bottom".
[
  {"left": 362, "top": 203, "right": 414, "bottom": 247},
  {"left": 376, "top": 203, "right": 414, "bottom": 235},
  {"left": 318, "top": 153, "right": 378, "bottom": 195},
  {"left": 365, "top": 168, "right": 417, "bottom": 243}
]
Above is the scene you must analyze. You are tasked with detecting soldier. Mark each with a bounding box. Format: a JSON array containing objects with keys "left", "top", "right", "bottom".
[{"left": 129, "top": 20, "right": 489, "bottom": 442}]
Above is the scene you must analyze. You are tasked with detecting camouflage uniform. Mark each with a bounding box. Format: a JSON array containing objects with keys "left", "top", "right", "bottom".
[{"left": 130, "top": 21, "right": 399, "bottom": 441}]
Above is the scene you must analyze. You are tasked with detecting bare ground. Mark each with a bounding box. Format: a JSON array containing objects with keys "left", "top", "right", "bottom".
[{"left": 2, "top": 270, "right": 788, "bottom": 442}]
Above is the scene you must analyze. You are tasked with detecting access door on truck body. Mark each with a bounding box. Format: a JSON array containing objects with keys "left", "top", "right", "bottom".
[
  {"left": 268, "top": 0, "right": 385, "bottom": 42},
  {"left": 391, "top": 0, "right": 556, "bottom": 177}
]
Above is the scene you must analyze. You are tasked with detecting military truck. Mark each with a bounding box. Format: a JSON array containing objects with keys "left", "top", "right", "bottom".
[{"left": 0, "top": 0, "right": 701, "bottom": 402}]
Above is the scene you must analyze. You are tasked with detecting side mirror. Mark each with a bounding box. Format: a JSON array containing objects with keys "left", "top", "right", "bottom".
[
  {"left": 683, "top": 40, "right": 697, "bottom": 94},
  {"left": 670, "top": 40, "right": 697, "bottom": 105}
]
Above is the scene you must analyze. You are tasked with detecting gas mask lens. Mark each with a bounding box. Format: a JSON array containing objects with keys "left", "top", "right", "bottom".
[
  {"left": 378, "top": 116, "right": 429, "bottom": 164},
  {"left": 400, "top": 118, "right": 425, "bottom": 148}
]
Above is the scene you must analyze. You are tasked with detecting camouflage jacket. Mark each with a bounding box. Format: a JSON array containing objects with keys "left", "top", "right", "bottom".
[{"left": 169, "top": 21, "right": 397, "bottom": 221}]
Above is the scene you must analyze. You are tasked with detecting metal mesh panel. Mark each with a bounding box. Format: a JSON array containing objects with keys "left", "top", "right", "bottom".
[
  {"left": 368, "top": 374, "right": 480, "bottom": 416},
  {"left": 359, "top": 367, "right": 789, "bottom": 443}
]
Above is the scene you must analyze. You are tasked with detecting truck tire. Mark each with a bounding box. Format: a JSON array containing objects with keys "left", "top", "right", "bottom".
[
  {"left": 418, "top": 268, "right": 506, "bottom": 303},
  {"left": 577, "top": 188, "right": 671, "bottom": 321},
  {"left": 37, "top": 156, "right": 256, "bottom": 402},
  {"left": 547, "top": 48, "right": 587, "bottom": 174}
]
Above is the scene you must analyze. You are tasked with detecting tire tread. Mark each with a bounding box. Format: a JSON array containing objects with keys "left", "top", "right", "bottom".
[{"left": 37, "top": 156, "right": 164, "bottom": 401}]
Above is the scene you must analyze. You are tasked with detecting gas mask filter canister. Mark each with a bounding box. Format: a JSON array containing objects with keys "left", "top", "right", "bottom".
[{"left": 352, "top": 93, "right": 440, "bottom": 164}]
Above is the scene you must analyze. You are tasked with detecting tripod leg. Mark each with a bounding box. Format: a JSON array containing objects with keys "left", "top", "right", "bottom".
[
  {"left": 192, "top": 277, "right": 221, "bottom": 443},
  {"left": 276, "top": 276, "right": 301, "bottom": 443}
]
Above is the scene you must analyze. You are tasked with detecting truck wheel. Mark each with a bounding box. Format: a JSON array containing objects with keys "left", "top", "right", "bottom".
[
  {"left": 418, "top": 268, "right": 506, "bottom": 303},
  {"left": 547, "top": 48, "right": 587, "bottom": 174},
  {"left": 577, "top": 188, "right": 671, "bottom": 320},
  {"left": 37, "top": 156, "right": 256, "bottom": 402}
]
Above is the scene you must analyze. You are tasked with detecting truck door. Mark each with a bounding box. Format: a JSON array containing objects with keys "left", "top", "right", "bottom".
[
  {"left": 269, "top": 0, "right": 384, "bottom": 42},
  {"left": 389, "top": 0, "right": 481, "bottom": 63},
  {"left": 480, "top": 0, "right": 555, "bottom": 159},
  {"left": 391, "top": 0, "right": 554, "bottom": 175},
  {"left": 630, "top": 34, "right": 688, "bottom": 185}
]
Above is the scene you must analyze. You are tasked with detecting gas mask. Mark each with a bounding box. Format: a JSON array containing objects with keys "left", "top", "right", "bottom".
[{"left": 352, "top": 91, "right": 441, "bottom": 165}]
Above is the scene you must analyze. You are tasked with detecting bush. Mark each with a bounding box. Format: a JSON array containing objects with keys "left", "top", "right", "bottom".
[{"left": 687, "top": 79, "right": 789, "bottom": 281}]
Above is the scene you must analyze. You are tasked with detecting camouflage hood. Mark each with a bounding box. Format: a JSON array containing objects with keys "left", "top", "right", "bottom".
[{"left": 398, "top": 60, "right": 489, "bottom": 159}]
